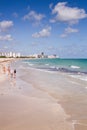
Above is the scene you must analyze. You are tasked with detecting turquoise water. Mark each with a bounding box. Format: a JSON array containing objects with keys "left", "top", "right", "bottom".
[{"left": 24, "top": 58, "right": 87, "bottom": 73}]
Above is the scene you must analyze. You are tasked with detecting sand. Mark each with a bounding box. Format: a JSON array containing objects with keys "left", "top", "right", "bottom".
[
  {"left": 0, "top": 59, "right": 87, "bottom": 130},
  {"left": 0, "top": 59, "right": 73, "bottom": 130}
]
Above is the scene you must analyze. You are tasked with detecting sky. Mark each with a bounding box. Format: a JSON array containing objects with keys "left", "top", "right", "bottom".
[{"left": 0, "top": 0, "right": 87, "bottom": 58}]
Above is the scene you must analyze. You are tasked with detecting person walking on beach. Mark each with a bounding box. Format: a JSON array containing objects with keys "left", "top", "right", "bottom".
[
  {"left": 7, "top": 66, "right": 11, "bottom": 75},
  {"left": 2, "top": 65, "right": 6, "bottom": 74},
  {"left": 10, "top": 69, "right": 14, "bottom": 78},
  {"left": 14, "top": 69, "right": 16, "bottom": 78}
]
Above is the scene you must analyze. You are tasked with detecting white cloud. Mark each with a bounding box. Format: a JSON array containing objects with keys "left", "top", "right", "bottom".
[
  {"left": 23, "top": 10, "right": 45, "bottom": 23},
  {"left": 0, "top": 20, "right": 13, "bottom": 32},
  {"left": 32, "top": 26, "right": 51, "bottom": 38},
  {"left": 49, "top": 19, "right": 56, "bottom": 23},
  {"left": 0, "top": 34, "right": 13, "bottom": 41},
  {"left": 65, "top": 27, "right": 78, "bottom": 33},
  {"left": 51, "top": 2, "right": 87, "bottom": 24},
  {"left": 60, "top": 27, "right": 79, "bottom": 37}
]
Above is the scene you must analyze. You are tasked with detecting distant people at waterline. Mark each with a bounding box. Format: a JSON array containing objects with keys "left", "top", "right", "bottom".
[
  {"left": 2, "top": 65, "right": 6, "bottom": 74},
  {"left": 10, "top": 69, "right": 16, "bottom": 78},
  {"left": 2, "top": 65, "right": 16, "bottom": 78}
]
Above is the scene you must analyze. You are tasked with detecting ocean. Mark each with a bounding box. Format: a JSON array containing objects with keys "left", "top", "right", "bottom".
[{"left": 23, "top": 58, "right": 87, "bottom": 81}]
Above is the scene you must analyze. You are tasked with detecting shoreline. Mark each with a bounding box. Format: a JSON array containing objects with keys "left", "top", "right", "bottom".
[{"left": 19, "top": 62, "right": 87, "bottom": 130}]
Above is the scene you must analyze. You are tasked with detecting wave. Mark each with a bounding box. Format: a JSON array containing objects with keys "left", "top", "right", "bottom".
[
  {"left": 45, "top": 64, "right": 49, "bottom": 66},
  {"left": 70, "top": 75, "right": 87, "bottom": 81},
  {"left": 50, "top": 66, "right": 56, "bottom": 69},
  {"left": 28, "top": 63, "right": 34, "bottom": 66},
  {"left": 70, "top": 65, "right": 80, "bottom": 69}
]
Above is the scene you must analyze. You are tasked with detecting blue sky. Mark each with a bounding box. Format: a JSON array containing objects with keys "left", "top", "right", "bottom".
[{"left": 0, "top": 0, "right": 87, "bottom": 58}]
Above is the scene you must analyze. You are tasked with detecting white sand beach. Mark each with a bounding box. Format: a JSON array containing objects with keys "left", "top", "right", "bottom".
[{"left": 0, "top": 59, "right": 87, "bottom": 130}]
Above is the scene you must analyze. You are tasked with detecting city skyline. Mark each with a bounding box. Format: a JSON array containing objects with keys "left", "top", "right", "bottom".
[{"left": 0, "top": 0, "right": 87, "bottom": 58}]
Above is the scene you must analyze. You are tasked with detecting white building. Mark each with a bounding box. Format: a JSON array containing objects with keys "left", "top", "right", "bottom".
[
  {"left": 13, "top": 52, "right": 16, "bottom": 57},
  {"left": 0, "top": 52, "right": 21, "bottom": 58},
  {"left": 9, "top": 52, "right": 13, "bottom": 57},
  {"left": 16, "top": 53, "right": 21, "bottom": 57}
]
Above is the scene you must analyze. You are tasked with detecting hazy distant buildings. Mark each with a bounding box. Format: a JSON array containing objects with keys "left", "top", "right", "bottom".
[
  {"left": 27, "top": 52, "right": 59, "bottom": 59},
  {"left": 37, "top": 52, "right": 59, "bottom": 59},
  {"left": 37, "top": 52, "right": 48, "bottom": 58},
  {"left": 0, "top": 51, "right": 59, "bottom": 59},
  {"left": 9, "top": 52, "right": 13, "bottom": 57},
  {"left": 0, "top": 52, "right": 21, "bottom": 58},
  {"left": 48, "top": 54, "right": 59, "bottom": 58}
]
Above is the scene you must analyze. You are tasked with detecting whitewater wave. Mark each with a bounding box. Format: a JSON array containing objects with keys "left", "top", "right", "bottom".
[
  {"left": 45, "top": 64, "right": 49, "bottom": 66},
  {"left": 70, "top": 75, "right": 87, "bottom": 81},
  {"left": 50, "top": 66, "right": 56, "bottom": 69},
  {"left": 28, "top": 63, "right": 34, "bottom": 66},
  {"left": 70, "top": 65, "right": 80, "bottom": 69}
]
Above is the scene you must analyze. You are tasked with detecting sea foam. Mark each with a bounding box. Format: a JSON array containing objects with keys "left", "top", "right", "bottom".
[{"left": 70, "top": 65, "right": 80, "bottom": 69}]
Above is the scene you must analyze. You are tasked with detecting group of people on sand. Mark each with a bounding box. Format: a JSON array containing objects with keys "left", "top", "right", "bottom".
[{"left": 2, "top": 65, "right": 16, "bottom": 78}]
